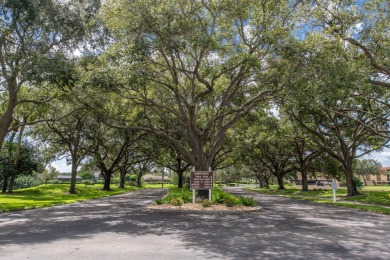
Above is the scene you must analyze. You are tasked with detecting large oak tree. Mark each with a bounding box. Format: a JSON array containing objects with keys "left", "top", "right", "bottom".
[{"left": 99, "top": 1, "right": 300, "bottom": 193}]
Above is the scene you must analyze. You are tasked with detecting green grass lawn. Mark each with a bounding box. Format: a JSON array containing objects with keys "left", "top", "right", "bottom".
[
  {"left": 248, "top": 185, "right": 390, "bottom": 214},
  {"left": 143, "top": 183, "right": 174, "bottom": 189},
  {"left": 0, "top": 184, "right": 143, "bottom": 212}
]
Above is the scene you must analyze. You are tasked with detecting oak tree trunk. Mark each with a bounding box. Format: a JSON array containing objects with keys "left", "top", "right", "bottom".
[
  {"left": 277, "top": 175, "right": 285, "bottom": 190},
  {"left": 265, "top": 176, "right": 270, "bottom": 189},
  {"left": 301, "top": 169, "right": 308, "bottom": 192},
  {"left": 177, "top": 171, "right": 184, "bottom": 188},
  {"left": 2, "top": 178, "right": 8, "bottom": 193},
  {"left": 256, "top": 175, "right": 265, "bottom": 188},
  {"left": 0, "top": 81, "right": 17, "bottom": 152},
  {"left": 8, "top": 125, "right": 25, "bottom": 193},
  {"left": 69, "top": 155, "right": 79, "bottom": 194},
  {"left": 344, "top": 164, "right": 359, "bottom": 196},
  {"left": 103, "top": 171, "right": 112, "bottom": 191},
  {"left": 119, "top": 167, "right": 126, "bottom": 189},
  {"left": 136, "top": 174, "right": 142, "bottom": 187}
]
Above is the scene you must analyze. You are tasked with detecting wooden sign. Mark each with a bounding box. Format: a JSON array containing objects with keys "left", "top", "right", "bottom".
[{"left": 190, "top": 171, "right": 213, "bottom": 190}]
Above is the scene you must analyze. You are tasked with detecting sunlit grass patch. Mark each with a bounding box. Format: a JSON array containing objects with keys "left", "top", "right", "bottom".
[
  {"left": 0, "top": 184, "right": 142, "bottom": 212},
  {"left": 248, "top": 185, "right": 390, "bottom": 214}
]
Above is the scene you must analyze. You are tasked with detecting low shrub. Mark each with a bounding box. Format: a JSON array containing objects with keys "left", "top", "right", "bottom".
[
  {"left": 212, "top": 192, "right": 225, "bottom": 204},
  {"left": 181, "top": 194, "right": 192, "bottom": 203},
  {"left": 224, "top": 196, "right": 238, "bottom": 207},
  {"left": 96, "top": 179, "right": 105, "bottom": 184},
  {"left": 353, "top": 176, "right": 363, "bottom": 188},
  {"left": 171, "top": 198, "right": 184, "bottom": 206},
  {"left": 155, "top": 198, "right": 164, "bottom": 205},
  {"left": 202, "top": 199, "right": 212, "bottom": 207},
  {"left": 239, "top": 196, "right": 256, "bottom": 207},
  {"left": 82, "top": 180, "right": 94, "bottom": 185},
  {"left": 47, "top": 179, "right": 61, "bottom": 184},
  {"left": 14, "top": 174, "right": 43, "bottom": 189}
]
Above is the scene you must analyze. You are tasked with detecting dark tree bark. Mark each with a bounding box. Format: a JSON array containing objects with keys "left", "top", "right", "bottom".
[
  {"left": 301, "top": 169, "right": 308, "bottom": 191},
  {"left": 0, "top": 81, "right": 17, "bottom": 151},
  {"left": 8, "top": 125, "right": 26, "bottom": 193},
  {"left": 102, "top": 170, "right": 112, "bottom": 191},
  {"left": 276, "top": 174, "right": 285, "bottom": 190},
  {"left": 343, "top": 160, "right": 359, "bottom": 196},
  {"left": 2, "top": 178, "right": 8, "bottom": 193},
  {"left": 119, "top": 166, "right": 126, "bottom": 189},
  {"left": 69, "top": 155, "right": 79, "bottom": 194},
  {"left": 256, "top": 175, "right": 265, "bottom": 188},
  {"left": 175, "top": 157, "right": 190, "bottom": 188}
]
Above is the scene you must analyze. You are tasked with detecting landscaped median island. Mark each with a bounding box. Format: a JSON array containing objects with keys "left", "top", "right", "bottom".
[
  {"left": 146, "top": 187, "right": 261, "bottom": 212},
  {"left": 248, "top": 185, "right": 390, "bottom": 215},
  {"left": 0, "top": 184, "right": 143, "bottom": 212}
]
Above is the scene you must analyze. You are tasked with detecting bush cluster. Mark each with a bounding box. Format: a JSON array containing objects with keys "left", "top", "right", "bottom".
[
  {"left": 13, "top": 174, "right": 43, "bottom": 190},
  {"left": 212, "top": 192, "right": 225, "bottom": 204},
  {"left": 224, "top": 196, "right": 237, "bottom": 207},
  {"left": 212, "top": 189, "right": 240, "bottom": 207},
  {"left": 201, "top": 199, "right": 212, "bottom": 207},
  {"left": 96, "top": 180, "right": 105, "bottom": 184},
  {"left": 47, "top": 179, "right": 61, "bottom": 184},
  {"left": 171, "top": 198, "right": 184, "bottom": 206},
  {"left": 82, "top": 180, "right": 94, "bottom": 185},
  {"left": 239, "top": 196, "right": 256, "bottom": 207},
  {"left": 155, "top": 198, "right": 164, "bottom": 205}
]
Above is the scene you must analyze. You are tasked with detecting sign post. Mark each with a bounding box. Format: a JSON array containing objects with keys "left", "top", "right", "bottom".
[
  {"left": 190, "top": 170, "right": 214, "bottom": 203},
  {"left": 331, "top": 179, "right": 338, "bottom": 203}
]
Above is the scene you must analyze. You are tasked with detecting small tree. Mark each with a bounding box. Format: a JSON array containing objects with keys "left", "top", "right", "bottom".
[
  {"left": 79, "top": 171, "right": 95, "bottom": 181},
  {"left": 353, "top": 159, "right": 382, "bottom": 186},
  {"left": 0, "top": 140, "right": 42, "bottom": 193}
]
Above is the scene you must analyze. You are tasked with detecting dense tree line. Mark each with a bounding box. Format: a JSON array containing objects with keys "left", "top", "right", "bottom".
[{"left": 1, "top": 0, "right": 388, "bottom": 196}]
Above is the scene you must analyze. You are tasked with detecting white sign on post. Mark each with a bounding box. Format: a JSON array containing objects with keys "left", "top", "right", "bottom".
[{"left": 331, "top": 179, "right": 338, "bottom": 203}]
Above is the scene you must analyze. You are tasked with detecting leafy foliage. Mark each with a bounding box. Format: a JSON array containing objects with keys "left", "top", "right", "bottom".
[
  {"left": 0, "top": 141, "right": 42, "bottom": 186},
  {"left": 239, "top": 196, "right": 256, "bottom": 207},
  {"left": 79, "top": 171, "right": 95, "bottom": 181},
  {"left": 201, "top": 199, "right": 212, "bottom": 207},
  {"left": 171, "top": 198, "right": 184, "bottom": 206},
  {"left": 224, "top": 196, "right": 238, "bottom": 207},
  {"left": 12, "top": 174, "right": 43, "bottom": 190}
]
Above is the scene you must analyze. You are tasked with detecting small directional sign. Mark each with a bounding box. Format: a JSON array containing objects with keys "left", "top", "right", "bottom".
[
  {"left": 190, "top": 171, "right": 213, "bottom": 190},
  {"left": 331, "top": 180, "right": 338, "bottom": 190}
]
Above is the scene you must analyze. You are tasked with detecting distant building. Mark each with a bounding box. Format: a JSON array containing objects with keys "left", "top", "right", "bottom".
[
  {"left": 143, "top": 174, "right": 171, "bottom": 183},
  {"left": 293, "top": 174, "right": 331, "bottom": 187},
  {"left": 92, "top": 169, "right": 102, "bottom": 179},
  {"left": 360, "top": 167, "right": 390, "bottom": 185},
  {"left": 57, "top": 175, "right": 82, "bottom": 183}
]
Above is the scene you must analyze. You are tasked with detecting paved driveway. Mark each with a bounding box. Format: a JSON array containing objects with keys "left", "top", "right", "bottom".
[{"left": 0, "top": 188, "right": 389, "bottom": 259}]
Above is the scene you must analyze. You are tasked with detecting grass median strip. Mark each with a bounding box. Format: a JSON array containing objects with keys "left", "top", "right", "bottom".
[
  {"left": 248, "top": 185, "right": 390, "bottom": 215},
  {"left": 0, "top": 184, "right": 143, "bottom": 212}
]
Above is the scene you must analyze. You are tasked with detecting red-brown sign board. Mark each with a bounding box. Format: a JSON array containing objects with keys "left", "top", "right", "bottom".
[{"left": 190, "top": 171, "right": 213, "bottom": 190}]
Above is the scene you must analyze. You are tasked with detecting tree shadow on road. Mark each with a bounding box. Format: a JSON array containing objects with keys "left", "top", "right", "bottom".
[{"left": 0, "top": 189, "right": 388, "bottom": 259}]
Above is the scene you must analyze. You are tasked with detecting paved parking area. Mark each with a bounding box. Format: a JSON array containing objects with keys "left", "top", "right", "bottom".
[{"left": 0, "top": 188, "right": 389, "bottom": 259}]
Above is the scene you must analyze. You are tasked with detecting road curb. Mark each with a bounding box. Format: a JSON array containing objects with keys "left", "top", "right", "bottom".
[{"left": 144, "top": 205, "right": 262, "bottom": 214}]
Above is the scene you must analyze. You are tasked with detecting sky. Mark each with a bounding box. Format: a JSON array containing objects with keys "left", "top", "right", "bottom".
[
  {"left": 363, "top": 148, "right": 390, "bottom": 167},
  {"left": 51, "top": 158, "right": 72, "bottom": 173}
]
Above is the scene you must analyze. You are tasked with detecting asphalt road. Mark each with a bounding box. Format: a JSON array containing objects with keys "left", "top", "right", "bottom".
[{"left": 0, "top": 187, "right": 389, "bottom": 260}]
